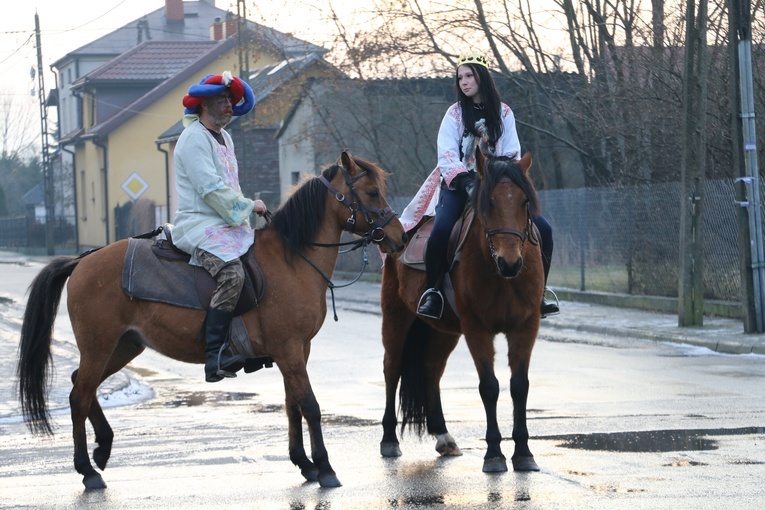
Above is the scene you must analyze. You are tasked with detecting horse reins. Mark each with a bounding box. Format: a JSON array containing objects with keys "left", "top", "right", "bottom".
[{"left": 281, "top": 162, "right": 399, "bottom": 321}]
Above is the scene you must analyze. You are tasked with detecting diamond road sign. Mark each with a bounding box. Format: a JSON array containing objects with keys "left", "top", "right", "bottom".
[{"left": 121, "top": 172, "right": 149, "bottom": 200}]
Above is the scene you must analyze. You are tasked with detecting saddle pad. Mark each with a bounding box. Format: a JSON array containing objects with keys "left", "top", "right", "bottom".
[
  {"left": 400, "top": 218, "right": 434, "bottom": 268},
  {"left": 123, "top": 237, "right": 207, "bottom": 310},
  {"left": 122, "top": 238, "right": 256, "bottom": 358}
]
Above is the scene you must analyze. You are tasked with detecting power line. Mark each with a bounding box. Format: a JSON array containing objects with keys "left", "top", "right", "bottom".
[
  {"left": 56, "top": 0, "right": 130, "bottom": 33},
  {"left": 0, "top": 33, "right": 33, "bottom": 66}
]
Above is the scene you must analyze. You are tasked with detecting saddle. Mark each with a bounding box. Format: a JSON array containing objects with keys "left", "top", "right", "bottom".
[
  {"left": 123, "top": 224, "right": 265, "bottom": 316},
  {"left": 400, "top": 209, "right": 475, "bottom": 272},
  {"left": 122, "top": 225, "right": 272, "bottom": 373}
]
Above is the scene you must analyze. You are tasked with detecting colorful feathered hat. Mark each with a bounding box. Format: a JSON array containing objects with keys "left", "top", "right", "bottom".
[{"left": 182, "top": 70, "right": 255, "bottom": 116}]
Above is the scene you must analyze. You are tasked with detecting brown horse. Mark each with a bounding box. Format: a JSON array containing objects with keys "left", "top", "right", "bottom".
[
  {"left": 16, "top": 150, "right": 406, "bottom": 490},
  {"left": 379, "top": 151, "right": 544, "bottom": 472}
]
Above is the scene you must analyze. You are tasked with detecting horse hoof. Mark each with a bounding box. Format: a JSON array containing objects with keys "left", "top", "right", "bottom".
[
  {"left": 93, "top": 447, "right": 110, "bottom": 471},
  {"left": 82, "top": 473, "right": 107, "bottom": 490},
  {"left": 512, "top": 455, "right": 540, "bottom": 472},
  {"left": 380, "top": 442, "right": 402, "bottom": 457},
  {"left": 300, "top": 467, "right": 320, "bottom": 482},
  {"left": 482, "top": 457, "right": 508, "bottom": 473},
  {"left": 318, "top": 472, "right": 342, "bottom": 488},
  {"left": 435, "top": 433, "right": 463, "bottom": 457}
]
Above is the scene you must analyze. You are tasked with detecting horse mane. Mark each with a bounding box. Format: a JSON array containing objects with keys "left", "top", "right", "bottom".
[
  {"left": 476, "top": 155, "right": 541, "bottom": 217},
  {"left": 268, "top": 156, "right": 387, "bottom": 254}
]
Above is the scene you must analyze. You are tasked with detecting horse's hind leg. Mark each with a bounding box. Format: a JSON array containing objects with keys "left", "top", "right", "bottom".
[
  {"left": 70, "top": 332, "right": 145, "bottom": 489},
  {"left": 426, "top": 330, "right": 461, "bottom": 457},
  {"left": 84, "top": 333, "right": 146, "bottom": 471},
  {"left": 70, "top": 361, "right": 108, "bottom": 489}
]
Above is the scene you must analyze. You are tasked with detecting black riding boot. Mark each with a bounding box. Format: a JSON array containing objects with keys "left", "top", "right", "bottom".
[
  {"left": 417, "top": 240, "right": 446, "bottom": 319},
  {"left": 204, "top": 308, "right": 245, "bottom": 383},
  {"left": 540, "top": 251, "right": 560, "bottom": 318}
]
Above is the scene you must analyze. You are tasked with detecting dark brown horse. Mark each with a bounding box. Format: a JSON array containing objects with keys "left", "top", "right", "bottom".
[
  {"left": 379, "top": 152, "right": 544, "bottom": 472},
  {"left": 16, "top": 150, "right": 406, "bottom": 489}
]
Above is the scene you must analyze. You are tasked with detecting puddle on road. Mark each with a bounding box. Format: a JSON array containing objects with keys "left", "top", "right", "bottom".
[
  {"left": 321, "top": 414, "right": 378, "bottom": 427},
  {"left": 147, "top": 391, "right": 273, "bottom": 409},
  {"left": 538, "top": 426, "right": 764, "bottom": 452}
]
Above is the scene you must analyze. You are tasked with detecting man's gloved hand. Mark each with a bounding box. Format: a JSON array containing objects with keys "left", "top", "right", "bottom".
[{"left": 452, "top": 172, "right": 475, "bottom": 195}]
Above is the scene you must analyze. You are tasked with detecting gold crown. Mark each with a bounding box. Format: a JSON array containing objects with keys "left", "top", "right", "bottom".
[{"left": 457, "top": 53, "right": 489, "bottom": 69}]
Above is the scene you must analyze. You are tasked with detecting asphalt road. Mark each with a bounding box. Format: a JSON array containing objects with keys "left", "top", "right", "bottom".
[{"left": 1, "top": 257, "right": 764, "bottom": 509}]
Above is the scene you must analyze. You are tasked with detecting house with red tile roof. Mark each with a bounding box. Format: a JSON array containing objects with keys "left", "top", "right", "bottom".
[{"left": 50, "top": 0, "right": 327, "bottom": 249}]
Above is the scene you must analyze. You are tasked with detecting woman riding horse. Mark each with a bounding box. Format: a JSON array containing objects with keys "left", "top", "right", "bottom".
[{"left": 399, "top": 52, "right": 558, "bottom": 320}]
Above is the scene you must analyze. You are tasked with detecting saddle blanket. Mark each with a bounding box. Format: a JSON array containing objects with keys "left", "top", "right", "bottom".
[{"left": 122, "top": 237, "right": 256, "bottom": 358}]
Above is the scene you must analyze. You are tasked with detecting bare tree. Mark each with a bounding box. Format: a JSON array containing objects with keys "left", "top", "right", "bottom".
[{"left": 0, "top": 90, "right": 39, "bottom": 160}]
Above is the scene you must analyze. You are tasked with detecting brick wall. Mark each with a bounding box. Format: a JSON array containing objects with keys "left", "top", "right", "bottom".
[
  {"left": 232, "top": 127, "right": 281, "bottom": 211},
  {"left": 165, "top": 0, "right": 184, "bottom": 22}
]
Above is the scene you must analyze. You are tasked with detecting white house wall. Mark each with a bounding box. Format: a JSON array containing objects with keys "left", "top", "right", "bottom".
[{"left": 278, "top": 96, "right": 317, "bottom": 201}]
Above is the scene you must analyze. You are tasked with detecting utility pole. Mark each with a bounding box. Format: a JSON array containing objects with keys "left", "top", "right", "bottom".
[
  {"left": 678, "top": 0, "right": 709, "bottom": 327},
  {"left": 34, "top": 12, "right": 54, "bottom": 255},
  {"left": 236, "top": 0, "right": 249, "bottom": 187},
  {"left": 730, "top": 0, "right": 765, "bottom": 332}
]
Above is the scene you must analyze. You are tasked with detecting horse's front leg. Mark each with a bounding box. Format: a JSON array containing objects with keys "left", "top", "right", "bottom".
[
  {"left": 285, "top": 392, "right": 318, "bottom": 482},
  {"left": 281, "top": 360, "right": 340, "bottom": 487},
  {"left": 508, "top": 331, "right": 540, "bottom": 472},
  {"left": 380, "top": 347, "right": 402, "bottom": 457},
  {"left": 464, "top": 330, "right": 506, "bottom": 472},
  {"left": 380, "top": 287, "right": 413, "bottom": 458}
]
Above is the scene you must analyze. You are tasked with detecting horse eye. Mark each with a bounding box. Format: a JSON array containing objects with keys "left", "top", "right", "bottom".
[{"left": 368, "top": 189, "right": 380, "bottom": 199}]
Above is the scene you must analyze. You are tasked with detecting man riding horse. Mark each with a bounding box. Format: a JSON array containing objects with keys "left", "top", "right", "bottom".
[{"left": 173, "top": 71, "right": 266, "bottom": 382}]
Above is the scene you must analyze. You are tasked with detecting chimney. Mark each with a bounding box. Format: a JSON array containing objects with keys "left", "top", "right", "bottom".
[
  {"left": 165, "top": 0, "right": 184, "bottom": 23},
  {"left": 210, "top": 17, "right": 223, "bottom": 40},
  {"left": 223, "top": 12, "right": 238, "bottom": 38}
]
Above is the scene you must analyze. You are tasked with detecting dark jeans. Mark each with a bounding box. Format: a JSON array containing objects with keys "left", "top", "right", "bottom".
[{"left": 424, "top": 182, "right": 554, "bottom": 288}]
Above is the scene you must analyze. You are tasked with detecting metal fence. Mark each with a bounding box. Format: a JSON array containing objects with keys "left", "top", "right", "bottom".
[
  {"left": 0, "top": 216, "right": 77, "bottom": 251},
  {"left": 539, "top": 179, "right": 742, "bottom": 302},
  {"left": 341, "top": 182, "right": 747, "bottom": 304}
]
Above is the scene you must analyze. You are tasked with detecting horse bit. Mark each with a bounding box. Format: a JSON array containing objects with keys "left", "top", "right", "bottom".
[{"left": 318, "top": 163, "right": 398, "bottom": 246}]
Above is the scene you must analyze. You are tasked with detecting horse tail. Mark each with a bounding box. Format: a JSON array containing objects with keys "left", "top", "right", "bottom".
[
  {"left": 17, "top": 256, "right": 81, "bottom": 435},
  {"left": 398, "top": 317, "right": 431, "bottom": 437}
]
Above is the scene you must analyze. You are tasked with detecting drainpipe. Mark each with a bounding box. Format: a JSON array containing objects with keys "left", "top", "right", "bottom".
[
  {"left": 156, "top": 141, "right": 171, "bottom": 223},
  {"left": 92, "top": 137, "right": 110, "bottom": 244},
  {"left": 60, "top": 144, "right": 80, "bottom": 253}
]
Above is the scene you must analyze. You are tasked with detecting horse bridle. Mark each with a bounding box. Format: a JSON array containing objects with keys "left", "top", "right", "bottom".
[
  {"left": 482, "top": 180, "right": 539, "bottom": 261},
  {"left": 318, "top": 162, "right": 398, "bottom": 245}
]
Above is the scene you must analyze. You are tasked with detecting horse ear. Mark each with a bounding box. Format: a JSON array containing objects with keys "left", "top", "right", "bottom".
[
  {"left": 516, "top": 152, "right": 532, "bottom": 173},
  {"left": 339, "top": 149, "right": 359, "bottom": 175}
]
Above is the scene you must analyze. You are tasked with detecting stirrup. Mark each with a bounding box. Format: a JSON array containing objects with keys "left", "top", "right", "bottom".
[
  {"left": 215, "top": 343, "right": 244, "bottom": 379},
  {"left": 541, "top": 287, "right": 560, "bottom": 319},
  {"left": 417, "top": 288, "right": 445, "bottom": 320}
]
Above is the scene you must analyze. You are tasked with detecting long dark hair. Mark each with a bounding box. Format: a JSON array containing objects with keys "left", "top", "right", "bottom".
[{"left": 455, "top": 63, "right": 504, "bottom": 147}]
